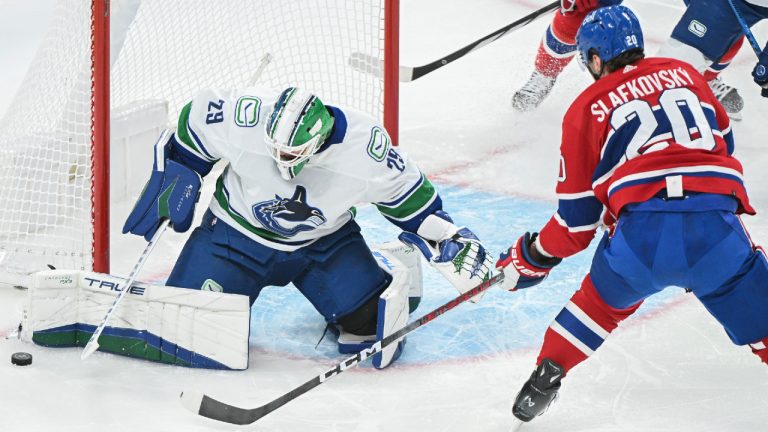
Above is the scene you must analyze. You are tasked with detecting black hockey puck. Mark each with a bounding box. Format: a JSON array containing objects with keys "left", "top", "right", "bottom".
[{"left": 11, "top": 352, "right": 32, "bottom": 366}]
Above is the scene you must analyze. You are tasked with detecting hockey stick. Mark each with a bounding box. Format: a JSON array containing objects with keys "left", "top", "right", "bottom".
[
  {"left": 726, "top": 0, "right": 768, "bottom": 97},
  {"left": 180, "top": 271, "right": 505, "bottom": 425},
  {"left": 81, "top": 219, "right": 170, "bottom": 360},
  {"left": 726, "top": 0, "right": 762, "bottom": 55},
  {"left": 349, "top": 1, "right": 559, "bottom": 82},
  {"left": 248, "top": 52, "right": 273, "bottom": 85}
]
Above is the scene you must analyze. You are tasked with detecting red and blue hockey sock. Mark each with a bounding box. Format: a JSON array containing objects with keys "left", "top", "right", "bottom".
[
  {"left": 533, "top": 11, "right": 584, "bottom": 78},
  {"left": 749, "top": 337, "right": 768, "bottom": 365},
  {"left": 703, "top": 36, "right": 744, "bottom": 82},
  {"left": 536, "top": 274, "right": 641, "bottom": 373}
]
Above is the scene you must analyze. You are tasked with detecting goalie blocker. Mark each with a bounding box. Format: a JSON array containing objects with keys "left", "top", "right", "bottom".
[{"left": 22, "top": 243, "right": 421, "bottom": 370}]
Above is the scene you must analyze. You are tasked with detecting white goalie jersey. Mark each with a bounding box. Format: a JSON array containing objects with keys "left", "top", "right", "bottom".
[{"left": 173, "top": 86, "right": 440, "bottom": 251}]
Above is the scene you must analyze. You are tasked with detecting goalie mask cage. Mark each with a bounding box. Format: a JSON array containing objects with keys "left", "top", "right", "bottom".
[{"left": 0, "top": 0, "right": 399, "bottom": 279}]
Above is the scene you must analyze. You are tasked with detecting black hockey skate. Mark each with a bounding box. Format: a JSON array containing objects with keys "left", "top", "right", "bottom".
[{"left": 512, "top": 358, "right": 564, "bottom": 422}]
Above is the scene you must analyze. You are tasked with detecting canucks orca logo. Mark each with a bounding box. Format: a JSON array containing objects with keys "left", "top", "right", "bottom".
[{"left": 252, "top": 186, "right": 327, "bottom": 237}]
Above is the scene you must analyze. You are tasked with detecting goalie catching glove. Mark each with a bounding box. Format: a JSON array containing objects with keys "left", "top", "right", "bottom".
[
  {"left": 123, "top": 129, "right": 202, "bottom": 240},
  {"left": 398, "top": 211, "right": 493, "bottom": 302},
  {"left": 496, "top": 232, "right": 561, "bottom": 291}
]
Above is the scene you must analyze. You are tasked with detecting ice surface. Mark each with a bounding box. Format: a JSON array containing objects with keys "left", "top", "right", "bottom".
[{"left": 1, "top": 0, "right": 767, "bottom": 431}]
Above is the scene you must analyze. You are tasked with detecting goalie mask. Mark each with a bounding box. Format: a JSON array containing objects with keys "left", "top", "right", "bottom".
[{"left": 265, "top": 87, "right": 334, "bottom": 180}]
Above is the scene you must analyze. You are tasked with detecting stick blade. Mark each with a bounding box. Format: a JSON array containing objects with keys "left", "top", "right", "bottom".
[
  {"left": 179, "top": 391, "right": 205, "bottom": 414},
  {"left": 348, "top": 52, "right": 415, "bottom": 82},
  {"left": 80, "top": 340, "right": 99, "bottom": 360},
  {"left": 349, "top": 52, "right": 383, "bottom": 78},
  {"left": 180, "top": 390, "right": 264, "bottom": 425}
]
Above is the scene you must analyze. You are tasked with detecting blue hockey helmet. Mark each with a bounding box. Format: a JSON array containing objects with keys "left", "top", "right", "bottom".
[{"left": 576, "top": 5, "right": 644, "bottom": 69}]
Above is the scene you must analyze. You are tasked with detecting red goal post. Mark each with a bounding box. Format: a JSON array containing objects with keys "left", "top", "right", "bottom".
[{"left": 0, "top": 0, "right": 399, "bottom": 280}]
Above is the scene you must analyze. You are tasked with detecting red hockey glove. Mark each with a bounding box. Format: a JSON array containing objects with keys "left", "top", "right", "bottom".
[
  {"left": 561, "top": 0, "right": 621, "bottom": 14},
  {"left": 560, "top": 0, "right": 597, "bottom": 14},
  {"left": 496, "top": 232, "right": 561, "bottom": 291}
]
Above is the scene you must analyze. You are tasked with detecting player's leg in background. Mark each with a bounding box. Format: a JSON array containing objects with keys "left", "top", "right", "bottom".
[
  {"left": 686, "top": 211, "right": 768, "bottom": 366},
  {"left": 511, "top": 9, "right": 586, "bottom": 111},
  {"left": 166, "top": 210, "right": 304, "bottom": 304},
  {"left": 703, "top": 36, "right": 745, "bottom": 82},
  {"left": 293, "top": 220, "right": 408, "bottom": 368},
  {"left": 703, "top": 37, "right": 746, "bottom": 118},
  {"left": 657, "top": 0, "right": 767, "bottom": 120}
]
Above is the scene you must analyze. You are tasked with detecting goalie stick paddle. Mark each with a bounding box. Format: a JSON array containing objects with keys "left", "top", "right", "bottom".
[
  {"left": 349, "top": 0, "right": 559, "bottom": 82},
  {"left": 180, "top": 271, "right": 506, "bottom": 425},
  {"left": 81, "top": 219, "right": 170, "bottom": 360}
]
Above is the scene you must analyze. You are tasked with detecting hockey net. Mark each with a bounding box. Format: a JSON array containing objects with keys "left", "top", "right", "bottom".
[{"left": 0, "top": 0, "right": 398, "bottom": 282}]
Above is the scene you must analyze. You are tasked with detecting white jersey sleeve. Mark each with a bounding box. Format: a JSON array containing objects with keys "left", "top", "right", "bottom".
[
  {"left": 173, "top": 87, "right": 277, "bottom": 166},
  {"left": 327, "top": 108, "right": 441, "bottom": 233}
]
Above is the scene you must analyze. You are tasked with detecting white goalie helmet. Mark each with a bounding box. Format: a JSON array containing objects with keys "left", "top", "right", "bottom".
[{"left": 264, "top": 87, "right": 334, "bottom": 180}]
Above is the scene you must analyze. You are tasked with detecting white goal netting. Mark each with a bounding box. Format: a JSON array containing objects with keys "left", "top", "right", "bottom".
[{"left": 0, "top": 0, "right": 391, "bottom": 279}]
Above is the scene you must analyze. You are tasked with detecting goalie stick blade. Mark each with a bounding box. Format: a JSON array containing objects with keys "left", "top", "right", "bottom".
[
  {"left": 80, "top": 341, "right": 99, "bottom": 360},
  {"left": 348, "top": 52, "right": 415, "bottom": 82},
  {"left": 180, "top": 391, "right": 264, "bottom": 425}
]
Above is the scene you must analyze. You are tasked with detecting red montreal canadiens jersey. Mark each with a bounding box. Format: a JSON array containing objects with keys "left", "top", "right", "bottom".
[{"left": 538, "top": 57, "right": 754, "bottom": 258}]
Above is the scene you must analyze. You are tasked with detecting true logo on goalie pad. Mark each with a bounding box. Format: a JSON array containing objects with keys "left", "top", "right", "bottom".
[
  {"left": 372, "top": 250, "right": 395, "bottom": 271},
  {"left": 83, "top": 277, "right": 146, "bottom": 295}
]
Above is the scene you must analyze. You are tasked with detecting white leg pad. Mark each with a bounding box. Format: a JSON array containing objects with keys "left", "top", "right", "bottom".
[
  {"left": 373, "top": 240, "right": 423, "bottom": 312},
  {"left": 23, "top": 270, "right": 250, "bottom": 370},
  {"left": 372, "top": 250, "right": 410, "bottom": 369},
  {"left": 337, "top": 249, "right": 410, "bottom": 368}
]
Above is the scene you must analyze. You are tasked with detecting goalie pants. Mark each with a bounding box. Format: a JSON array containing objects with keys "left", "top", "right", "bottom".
[
  {"left": 537, "top": 194, "right": 768, "bottom": 372},
  {"left": 167, "top": 210, "right": 391, "bottom": 325}
]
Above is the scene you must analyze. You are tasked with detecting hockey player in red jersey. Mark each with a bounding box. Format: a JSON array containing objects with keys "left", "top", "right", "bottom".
[
  {"left": 497, "top": 5, "right": 768, "bottom": 424},
  {"left": 511, "top": 0, "right": 621, "bottom": 111},
  {"left": 513, "top": 0, "right": 753, "bottom": 119}
]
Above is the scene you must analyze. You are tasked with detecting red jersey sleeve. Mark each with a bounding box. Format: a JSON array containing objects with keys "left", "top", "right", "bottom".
[{"left": 537, "top": 100, "right": 605, "bottom": 258}]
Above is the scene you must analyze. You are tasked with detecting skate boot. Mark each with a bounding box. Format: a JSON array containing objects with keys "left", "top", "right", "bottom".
[
  {"left": 511, "top": 70, "right": 556, "bottom": 112},
  {"left": 512, "top": 358, "right": 564, "bottom": 422},
  {"left": 708, "top": 77, "right": 744, "bottom": 121}
]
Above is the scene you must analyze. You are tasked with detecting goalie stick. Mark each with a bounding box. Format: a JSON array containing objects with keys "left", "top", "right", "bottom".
[
  {"left": 81, "top": 219, "right": 170, "bottom": 360},
  {"left": 349, "top": 1, "right": 559, "bottom": 82},
  {"left": 180, "top": 271, "right": 506, "bottom": 425}
]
